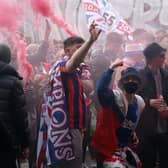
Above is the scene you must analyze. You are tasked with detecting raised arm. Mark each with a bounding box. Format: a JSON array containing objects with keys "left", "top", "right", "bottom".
[
  {"left": 66, "top": 24, "right": 101, "bottom": 72},
  {"left": 97, "top": 59, "right": 123, "bottom": 107},
  {"left": 44, "top": 19, "right": 51, "bottom": 42}
]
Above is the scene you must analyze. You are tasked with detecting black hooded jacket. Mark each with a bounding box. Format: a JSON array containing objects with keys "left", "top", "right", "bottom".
[{"left": 0, "top": 61, "right": 29, "bottom": 151}]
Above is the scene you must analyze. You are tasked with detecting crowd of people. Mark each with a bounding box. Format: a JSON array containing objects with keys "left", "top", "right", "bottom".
[{"left": 1, "top": 20, "right": 168, "bottom": 168}]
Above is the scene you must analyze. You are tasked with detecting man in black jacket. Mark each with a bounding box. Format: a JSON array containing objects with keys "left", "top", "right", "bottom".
[
  {"left": 0, "top": 44, "right": 29, "bottom": 168},
  {"left": 136, "top": 43, "right": 168, "bottom": 168}
]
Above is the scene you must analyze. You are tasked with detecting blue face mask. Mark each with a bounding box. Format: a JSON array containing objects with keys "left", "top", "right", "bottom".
[{"left": 123, "top": 82, "right": 138, "bottom": 94}]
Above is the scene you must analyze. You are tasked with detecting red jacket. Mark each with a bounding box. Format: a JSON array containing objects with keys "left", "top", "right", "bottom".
[{"left": 91, "top": 108, "right": 120, "bottom": 160}]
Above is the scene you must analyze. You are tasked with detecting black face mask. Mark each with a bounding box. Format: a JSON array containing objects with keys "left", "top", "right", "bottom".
[{"left": 123, "top": 82, "right": 138, "bottom": 94}]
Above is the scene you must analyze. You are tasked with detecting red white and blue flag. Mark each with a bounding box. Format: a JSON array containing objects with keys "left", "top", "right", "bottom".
[{"left": 82, "top": 0, "right": 133, "bottom": 38}]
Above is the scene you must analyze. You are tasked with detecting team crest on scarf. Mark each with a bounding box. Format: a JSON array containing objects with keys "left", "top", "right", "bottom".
[{"left": 37, "top": 61, "right": 75, "bottom": 168}]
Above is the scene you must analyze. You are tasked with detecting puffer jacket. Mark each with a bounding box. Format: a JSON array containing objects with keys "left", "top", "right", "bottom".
[{"left": 0, "top": 61, "right": 29, "bottom": 152}]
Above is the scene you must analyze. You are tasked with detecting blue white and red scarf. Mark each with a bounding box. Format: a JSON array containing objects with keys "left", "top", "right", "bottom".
[
  {"left": 36, "top": 61, "right": 75, "bottom": 168},
  {"left": 103, "top": 147, "right": 141, "bottom": 168}
]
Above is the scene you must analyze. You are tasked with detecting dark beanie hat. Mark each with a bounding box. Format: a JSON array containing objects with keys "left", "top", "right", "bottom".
[
  {"left": 120, "top": 67, "right": 141, "bottom": 83},
  {"left": 0, "top": 44, "right": 11, "bottom": 64},
  {"left": 143, "top": 42, "right": 166, "bottom": 63}
]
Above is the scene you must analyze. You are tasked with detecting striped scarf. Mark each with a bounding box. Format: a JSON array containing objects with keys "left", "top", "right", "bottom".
[{"left": 36, "top": 61, "right": 75, "bottom": 168}]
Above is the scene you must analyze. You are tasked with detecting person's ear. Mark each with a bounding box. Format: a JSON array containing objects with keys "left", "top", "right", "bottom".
[{"left": 64, "top": 48, "right": 70, "bottom": 55}]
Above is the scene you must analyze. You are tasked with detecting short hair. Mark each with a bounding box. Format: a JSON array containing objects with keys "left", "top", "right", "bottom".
[
  {"left": 0, "top": 44, "right": 11, "bottom": 64},
  {"left": 143, "top": 42, "right": 166, "bottom": 64},
  {"left": 63, "top": 36, "right": 85, "bottom": 50}
]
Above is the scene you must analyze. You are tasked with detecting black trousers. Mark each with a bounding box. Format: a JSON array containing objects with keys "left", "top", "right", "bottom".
[
  {"left": 96, "top": 159, "right": 104, "bottom": 168},
  {"left": 0, "top": 151, "right": 17, "bottom": 168},
  {"left": 137, "top": 133, "right": 168, "bottom": 168}
]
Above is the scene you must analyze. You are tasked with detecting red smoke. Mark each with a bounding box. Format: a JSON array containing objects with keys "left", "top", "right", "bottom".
[
  {"left": 0, "top": 0, "right": 22, "bottom": 32},
  {"left": 30, "top": 0, "right": 51, "bottom": 17},
  {"left": 29, "top": 0, "right": 77, "bottom": 36},
  {"left": 50, "top": 15, "right": 77, "bottom": 36},
  {"left": 15, "top": 34, "right": 33, "bottom": 84},
  {"left": 0, "top": 1, "right": 32, "bottom": 83}
]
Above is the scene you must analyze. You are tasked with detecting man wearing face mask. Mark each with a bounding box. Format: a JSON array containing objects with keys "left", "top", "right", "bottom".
[
  {"left": 136, "top": 43, "right": 168, "bottom": 168},
  {"left": 91, "top": 59, "right": 145, "bottom": 168}
]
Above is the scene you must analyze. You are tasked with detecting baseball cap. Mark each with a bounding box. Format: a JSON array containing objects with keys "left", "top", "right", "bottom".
[{"left": 120, "top": 67, "right": 141, "bottom": 83}]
